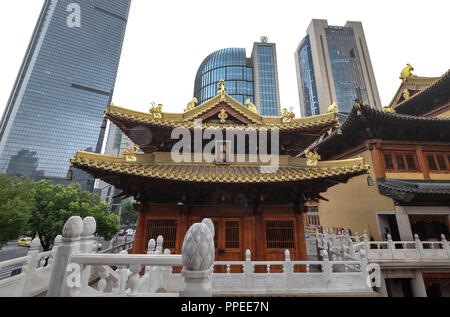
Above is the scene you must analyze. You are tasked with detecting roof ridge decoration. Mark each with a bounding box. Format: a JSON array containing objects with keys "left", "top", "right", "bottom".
[{"left": 400, "top": 63, "right": 417, "bottom": 82}]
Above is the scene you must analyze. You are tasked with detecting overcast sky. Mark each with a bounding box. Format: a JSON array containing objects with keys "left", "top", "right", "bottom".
[{"left": 0, "top": 0, "right": 449, "bottom": 118}]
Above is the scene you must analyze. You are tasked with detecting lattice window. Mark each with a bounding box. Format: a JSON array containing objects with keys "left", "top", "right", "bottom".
[
  {"left": 382, "top": 152, "right": 420, "bottom": 172},
  {"left": 266, "top": 221, "right": 295, "bottom": 249},
  {"left": 425, "top": 152, "right": 450, "bottom": 172},
  {"left": 148, "top": 220, "right": 178, "bottom": 249},
  {"left": 225, "top": 221, "right": 240, "bottom": 249}
]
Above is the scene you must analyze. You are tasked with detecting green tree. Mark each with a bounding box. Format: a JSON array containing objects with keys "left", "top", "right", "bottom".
[
  {"left": 0, "top": 174, "right": 35, "bottom": 248},
  {"left": 27, "top": 181, "right": 119, "bottom": 251},
  {"left": 120, "top": 201, "right": 138, "bottom": 227}
]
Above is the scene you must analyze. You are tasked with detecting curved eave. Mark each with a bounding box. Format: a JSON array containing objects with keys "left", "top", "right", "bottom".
[{"left": 70, "top": 151, "right": 369, "bottom": 185}]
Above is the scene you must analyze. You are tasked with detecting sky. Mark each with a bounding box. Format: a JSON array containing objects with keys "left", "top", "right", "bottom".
[{"left": 0, "top": 0, "right": 449, "bottom": 118}]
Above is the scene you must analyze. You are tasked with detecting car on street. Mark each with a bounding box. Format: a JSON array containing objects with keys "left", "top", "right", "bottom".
[
  {"left": 118, "top": 229, "right": 126, "bottom": 236},
  {"left": 126, "top": 229, "right": 135, "bottom": 236},
  {"left": 93, "top": 240, "right": 103, "bottom": 251},
  {"left": 17, "top": 237, "right": 32, "bottom": 247}
]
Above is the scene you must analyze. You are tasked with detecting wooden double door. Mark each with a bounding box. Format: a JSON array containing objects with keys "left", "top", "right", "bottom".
[{"left": 191, "top": 217, "right": 244, "bottom": 271}]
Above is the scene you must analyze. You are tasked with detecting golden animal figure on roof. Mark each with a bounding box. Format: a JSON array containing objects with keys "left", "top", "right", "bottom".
[
  {"left": 185, "top": 97, "right": 198, "bottom": 112},
  {"left": 282, "top": 108, "right": 295, "bottom": 123},
  {"left": 122, "top": 144, "right": 140, "bottom": 162},
  {"left": 305, "top": 149, "right": 321, "bottom": 166},
  {"left": 150, "top": 104, "right": 163, "bottom": 119},
  {"left": 246, "top": 99, "right": 258, "bottom": 114},
  {"left": 400, "top": 64, "right": 417, "bottom": 82},
  {"left": 327, "top": 102, "right": 339, "bottom": 113}
]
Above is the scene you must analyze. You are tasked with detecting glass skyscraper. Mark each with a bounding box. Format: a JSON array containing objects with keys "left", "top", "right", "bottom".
[
  {"left": 0, "top": 0, "right": 131, "bottom": 190},
  {"left": 295, "top": 20, "right": 381, "bottom": 117},
  {"left": 194, "top": 41, "right": 281, "bottom": 117}
]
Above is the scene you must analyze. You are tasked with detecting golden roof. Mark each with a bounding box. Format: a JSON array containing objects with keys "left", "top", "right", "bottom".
[
  {"left": 105, "top": 91, "right": 338, "bottom": 132},
  {"left": 70, "top": 151, "right": 369, "bottom": 184}
]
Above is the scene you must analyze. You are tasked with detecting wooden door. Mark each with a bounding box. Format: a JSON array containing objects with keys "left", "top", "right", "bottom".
[{"left": 190, "top": 217, "right": 243, "bottom": 272}]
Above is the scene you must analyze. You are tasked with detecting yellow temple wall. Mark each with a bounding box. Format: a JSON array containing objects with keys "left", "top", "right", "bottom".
[
  {"left": 435, "top": 109, "right": 450, "bottom": 118},
  {"left": 318, "top": 150, "right": 395, "bottom": 241}
]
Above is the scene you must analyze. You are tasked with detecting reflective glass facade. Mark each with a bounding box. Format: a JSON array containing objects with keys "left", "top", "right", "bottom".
[
  {"left": 0, "top": 0, "right": 131, "bottom": 187},
  {"left": 194, "top": 44, "right": 280, "bottom": 116},
  {"left": 256, "top": 45, "right": 279, "bottom": 117},
  {"left": 296, "top": 36, "right": 320, "bottom": 117},
  {"left": 194, "top": 48, "right": 254, "bottom": 106},
  {"left": 325, "top": 26, "right": 369, "bottom": 112}
]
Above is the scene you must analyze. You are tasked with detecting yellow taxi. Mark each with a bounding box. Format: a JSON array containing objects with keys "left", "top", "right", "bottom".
[{"left": 17, "top": 237, "right": 32, "bottom": 247}]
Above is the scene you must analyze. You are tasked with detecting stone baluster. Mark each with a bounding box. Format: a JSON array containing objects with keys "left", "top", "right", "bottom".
[
  {"left": 415, "top": 234, "right": 423, "bottom": 258},
  {"left": 180, "top": 219, "right": 215, "bottom": 297},
  {"left": 79, "top": 217, "right": 96, "bottom": 293},
  {"left": 156, "top": 235, "right": 164, "bottom": 255},
  {"left": 284, "top": 250, "right": 293, "bottom": 289},
  {"left": 243, "top": 249, "right": 253, "bottom": 290},
  {"left": 117, "top": 250, "right": 129, "bottom": 293},
  {"left": 441, "top": 234, "right": 450, "bottom": 259},
  {"left": 20, "top": 237, "right": 41, "bottom": 297},
  {"left": 98, "top": 268, "right": 109, "bottom": 293},
  {"left": 321, "top": 250, "right": 332, "bottom": 281},
  {"left": 161, "top": 249, "right": 172, "bottom": 292},
  {"left": 127, "top": 264, "right": 142, "bottom": 296},
  {"left": 48, "top": 216, "right": 83, "bottom": 297},
  {"left": 48, "top": 235, "right": 62, "bottom": 267}
]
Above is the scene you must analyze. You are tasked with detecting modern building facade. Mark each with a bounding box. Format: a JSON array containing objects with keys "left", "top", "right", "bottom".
[
  {"left": 194, "top": 40, "right": 281, "bottom": 117},
  {"left": 0, "top": 0, "right": 131, "bottom": 190},
  {"left": 295, "top": 20, "right": 381, "bottom": 116}
]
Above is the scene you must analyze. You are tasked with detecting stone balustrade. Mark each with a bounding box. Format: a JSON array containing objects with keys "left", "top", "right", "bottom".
[{"left": 365, "top": 234, "right": 450, "bottom": 261}]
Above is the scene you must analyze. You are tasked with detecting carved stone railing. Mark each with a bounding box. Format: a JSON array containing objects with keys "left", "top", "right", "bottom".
[
  {"left": 365, "top": 234, "right": 450, "bottom": 262},
  {"left": 209, "top": 250, "right": 372, "bottom": 295}
]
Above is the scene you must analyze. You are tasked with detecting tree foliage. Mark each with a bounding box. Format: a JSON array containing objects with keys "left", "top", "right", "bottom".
[
  {"left": 0, "top": 174, "right": 35, "bottom": 248},
  {"left": 120, "top": 201, "right": 138, "bottom": 227},
  {"left": 0, "top": 174, "right": 120, "bottom": 251}
]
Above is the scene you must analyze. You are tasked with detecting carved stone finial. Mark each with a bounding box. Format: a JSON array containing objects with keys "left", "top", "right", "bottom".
[
  {"left": 414, "top": 234, "right": 420, "bottom": 240},
  {"left": 245, "top": 99, "right": 258, "bottom": 114},
  {"left": 62, "top": 216, "right": 83, "bottom": 238},
  {"left": 246, "top": 249, "right": 251, "bottom": 261},
  {"left": 148, "top": 239, "right": 156, "bottom": 251},
  {"left": 305, "top": 149, "right": 321, "bottom": 166},
  {"left": 122, "top": 144, "right": 140, "bottom": 162},
  {"left": 327, "top": 102, "right": 339, "bottom": 113},
  {"left": 400, "top": 63, "right": 417, "bottom": 82},
  {"left": 30, "top": 236, "right": 41, "bottom": 250},
  {"left": 201, "top": 219, "right": 215, "bottom": 238},
  {"left": 81, "top": 217, "right": 96, "bottom": 237},
  {"left": 182, "top": 222, "right": 215, "bottom": 271},
  {"left": 54, "top": 235, "right": 62, "bottom": 247}
]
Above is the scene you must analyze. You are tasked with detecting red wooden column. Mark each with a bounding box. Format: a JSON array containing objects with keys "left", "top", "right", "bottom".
[
  {"left": 295, "top": 205, "right": 308, "bottom": 262},
  {"left": 368, "top": 141, "right": 386, "bottom": 179},
  {"left": 132, "top": 203, "right": 147, "bottom": 254}
]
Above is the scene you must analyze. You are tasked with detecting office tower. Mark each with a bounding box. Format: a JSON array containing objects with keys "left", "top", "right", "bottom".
[
  {"left": 194, "top": 39, "right": 281, "bottom": 117},
  {"left": 295, "top": 20, "right": 381, "bottom": 116},
  {"left": 0, "top": 0, "right": 131, "bottom": 191}
]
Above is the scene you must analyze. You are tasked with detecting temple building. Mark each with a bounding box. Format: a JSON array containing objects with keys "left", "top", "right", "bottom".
[
  {"left": 70, "top": 81, "right": 369, "bottom": 264},
  {"left": 311, "top": 67, "right": 450, "bottom": 296}
]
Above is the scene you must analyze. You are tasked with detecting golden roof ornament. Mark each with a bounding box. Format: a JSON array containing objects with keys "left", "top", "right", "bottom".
[
  {"left": 218, "top": 79, "right": 227, "bottom": 101},
  {"left": 218, "top": 109, "right": 228, "bottom": 123},
  {"left": 122, "top": 144, "right": 140, "bottom": 162},
  {"left": 282, "top": 108, "right": 295, "bottom": 123},
  {"left": 382, "top": 106, "right": 396, "bottom": 114},
  {"left": 327, "top": 102, "right": 339, "bottom": 113},
  {"left": 185, "top": 97, "right": 198, "bottom": 112},
  {"left": 353, "top": 99, "right": 362, "bottom": 110},
  {"left": 402, "top": 89, "right": 411, "bottom": 101},
  {"left": 400, "top": 64, "right": 417, "bottom": 82},
  {"left": 150, "top": 104, "right": 163, "bottom": 119},
  {"left": 245, "top": 99, "right": 258, "bottom": 114},
  {"left": 305, "top": 149, "right": 321, "bottom": 166}
]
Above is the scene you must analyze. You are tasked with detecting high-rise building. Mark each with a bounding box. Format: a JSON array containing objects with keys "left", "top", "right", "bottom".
[
  {"left": 295, "top": 20, "right": 381, "bottom": 116},
  {"left": 194, "top": 39, "right": 281, "bottom": 117},
  {"left": 0, "top": 0, "right": 131, "bottom": 191}
]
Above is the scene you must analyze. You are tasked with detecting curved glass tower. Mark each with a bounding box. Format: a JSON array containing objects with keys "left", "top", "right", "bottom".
[{"left": 194, "top": 42, "right": 281, "bottom": 117}]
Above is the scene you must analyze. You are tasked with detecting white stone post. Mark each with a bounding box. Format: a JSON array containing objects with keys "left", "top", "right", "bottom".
[
  {"left": 442, "top": 234, "right": 450, "bottom": 259},
  {"left": 244, "top": 249, "right": 253, "bottom": 290},
  {"left": 47, "top": 216, "right": 83, "bottom": 297},
  {"left": 414, "top": 234, "right": 424, "bottom": 258},
  {"left": 321, "top": 250, "right": 332, "bottom": 282},
  {"left": 79, "top": 217, "right": 96, "bottom": 293},
  {"left": 117, "top": 250, "right": 130, "bottom": 293},
  {"left": 284, "top": 250, "right": 293, "bottom": 290},
  {"left": 21, "top": 237, "right": 41, "bottom": 297},
  {"left": 180, "top": 219, "right": 215, "bottom": 297}
]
